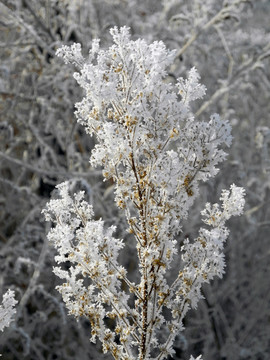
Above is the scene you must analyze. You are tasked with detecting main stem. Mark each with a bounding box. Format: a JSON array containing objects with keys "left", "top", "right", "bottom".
[
  {"left": 140, "top": 262, "right": 148, "bottom": 359},
  {"left": 130, "top": 152, "right": 149, "bottom": 359},
  {"left": 140, "top": 195, "right": 148, "bottom": 360}
]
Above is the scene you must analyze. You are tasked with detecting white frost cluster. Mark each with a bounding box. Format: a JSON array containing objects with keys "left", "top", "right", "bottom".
[
  {"left": 44, "top": 27, "right": 245, "bottom": 359},
  {"left": 0, "top": 290, "right": 17, "bottom": 332}
]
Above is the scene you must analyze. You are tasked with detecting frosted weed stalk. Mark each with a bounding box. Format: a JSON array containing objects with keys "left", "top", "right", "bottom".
[
  {"left": 43, "top": 27, "right": 245, "bottom": 360},
  {"left": 0, "top": 290, "right": 17, "bottom": 332}
]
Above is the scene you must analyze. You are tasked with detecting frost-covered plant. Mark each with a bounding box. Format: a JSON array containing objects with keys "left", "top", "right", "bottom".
[
  {"left": 0, "top": 290, "right": 17, "bottom": 332},
  {"left": 43, "top": 27, "right": 245, "bottom": 360}
]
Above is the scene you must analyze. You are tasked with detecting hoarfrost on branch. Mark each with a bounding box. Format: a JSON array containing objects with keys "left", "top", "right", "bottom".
[{"left": 43, "top": 26, "right": 245, "bottom": 360}]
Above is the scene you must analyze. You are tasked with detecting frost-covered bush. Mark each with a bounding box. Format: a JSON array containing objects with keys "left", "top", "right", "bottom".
[
  {"left": 43, "top": 27, "right": 245, "bottom": 360},
  {"left": 0, "top": 290, "right": 17, "bottom": 332}
]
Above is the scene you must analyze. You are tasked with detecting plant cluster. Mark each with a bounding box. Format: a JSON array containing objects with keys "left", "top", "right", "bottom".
[
  {"left": 0, "top": 290, "right": 17, "bottom": 332},
  {"left": 43, "top": 27, "right": 245, "bottom": 360}
]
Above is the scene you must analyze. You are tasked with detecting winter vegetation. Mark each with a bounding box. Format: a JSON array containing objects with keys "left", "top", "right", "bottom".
[
  {"left": 0, "top": 290, "right": 17, "bottom": 333},
  {"left": 0, "top": 1, "right": 269, "bottom": 360},
  {"left": 43, "top": 27, "right": 246, "bottom": 359}
]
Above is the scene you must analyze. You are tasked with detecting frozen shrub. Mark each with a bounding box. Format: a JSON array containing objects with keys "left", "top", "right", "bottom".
[
  {"left": 0, "top": 290, "right": 17, "bottom": 332},
  {"left": 43, "top": 27, "right": 245, "bottom": 360}
]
